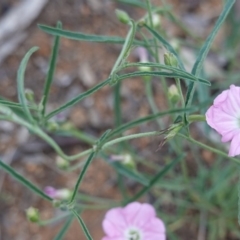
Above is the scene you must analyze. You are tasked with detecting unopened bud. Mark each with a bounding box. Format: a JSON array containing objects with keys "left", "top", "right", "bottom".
[
  {"left": 147, "top": 14, "right": 161, "bottom": 28},
  {"left": 164, "top": 52, "right": 178, "bottom": 68},
  {"left": 122, "top": 154, "right": 136, "bottom": 170},
  {"left": 47, "top": 121, "right": 59, "bottom": 132},
  {"left": 168, "top": 84, "right": 180, "bottom": 104},
  {"left": 26, "top": 207, "right": 39, "bottom": 223},
  {"left": 56, "top": 156, "right": 69, "bottom": 170},
  {"left": 25, "top": 89, "right": 35, "bottom": 102},
  {"left": 44, "top": 186, "right": 72, "bottom": 200},
  {"left": 115, "top": 9, "right": 130, "bottom": 24}
]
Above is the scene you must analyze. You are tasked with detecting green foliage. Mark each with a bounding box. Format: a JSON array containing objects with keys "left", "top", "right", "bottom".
[{"left": 0, "top": 1, "right": 238, "bottom": 239}]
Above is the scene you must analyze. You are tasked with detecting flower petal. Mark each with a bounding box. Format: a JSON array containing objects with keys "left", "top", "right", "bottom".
[
  {"left": 123, "top": 203, "right": 156, "bottom": 228},
  {"left": 229, "top": 132, "right": 240, "bottom": 157},
  {"left": 144, "top": 232, "right": 166, "bottom": 240},
  {"left": 142, "top": 217, "right": 166, "bottom": 234},
  {"left": 102, "top": 208, "right": 127, "bottom": 237}
]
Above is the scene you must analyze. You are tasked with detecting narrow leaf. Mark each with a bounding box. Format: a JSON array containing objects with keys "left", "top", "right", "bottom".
[
  {"left": 53, "top": 215, "right": 74, "bottom": 240},
  {"left": 118, "top": 71, "right": 210, "bottom": 85},
  {"left": 38, "top": 24, "right": 143, "bottom": 46},
  {"left": 71, "top": 210, "right": 93, "bottom": 240},
  {"left": 110, "top": 161, "right": 150, "bottom": 186},
  {"left": 143, "top": 24, "right": 185, "bottom": 71},
  {"left": 126, "top": 154, "right": 183, "bottom": 203},
  {"left": 17, "top": 46, "right": 39, "bottom": 123},
  {"left": 46, "top": 78, "right": 111, "bottom": 120},
  {"left": 108, "top": 107, "right": 194, "bottom": 138},
  {"left": 69, "top": 152, "right": 95, "bottom": 204},
  {"left": 185, "top": 0, "right": 235, "bottom": 109},
  {"left": 42, "top": 21, "right": 62, "bottom": 116},
  {"left": 0, "top": 159, "right": 52, "bottom": 201}
]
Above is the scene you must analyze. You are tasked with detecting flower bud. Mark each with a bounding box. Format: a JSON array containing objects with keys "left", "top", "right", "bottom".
[
  {"left": 44, "top": 186, "right": 72, "bottom": 200},
  {"left": 122, "top": 154, "right": 136, "bottom": 170},
  {"left": 168, "top": 84, "right": 180, "bottom": 104},
  {"left": 56, "top": 156, "right": 69, "bottom": 170},
  {"left": 147, "top": 14, "right": 161, "bottom": 28},
  {"left": 26, "top": 207, "right": 39, "bottom": 223},
  {"left": 47, "top": 121, "right": 59, "bottom": 132},
  {"left": 25, "top": 89, "right": 35, "bottom": 103},
  {"left": 115, "top": 9, "right": 130, "bottom": 24},
  {"left": 164, "top": 52, "right": 178, "bottom": 68}
]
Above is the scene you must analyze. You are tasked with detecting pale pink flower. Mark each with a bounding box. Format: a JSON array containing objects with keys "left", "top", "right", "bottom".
[
  {"left": 206, "top": 84, "right": 240, "bottom": 157},
  {"left": 102, "top": 202, "right": 166, "bottom": 240}
]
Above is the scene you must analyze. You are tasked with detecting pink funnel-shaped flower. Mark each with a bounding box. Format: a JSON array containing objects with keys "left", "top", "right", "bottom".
[
  {"left": 102, "top": 202, "right": 166, "bottom": 240},
  {"left": 206, "top": 85, "right": 240, "bottom": 157}
]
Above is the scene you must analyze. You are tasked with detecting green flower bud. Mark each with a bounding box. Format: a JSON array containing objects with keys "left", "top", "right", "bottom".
[
  {"left": 164, "top": 52, "right": 178, "bottom": 68},
  {"left": 122, "top": 154, "right": 136, "bottom": 170},
  {"left": 26, "top": 207, "right": 39, "bottom": 223},
  {"left": 168, "top": 84, "right": 180, "bottom": 104},
  {"left": 25, "top": 89, "right": 35, "bottom": 102},
  {"left": 147, "top": 14, "right": 161, "bottom": 28},
  {"left": 115, "top": 9, "right": 130, "bottom": 24},
  {"left": 56, "top": 156, "right": 69, "bottom": 170},
  {"left": 47, "top": 121, "right": 59, "bottom": 132}
]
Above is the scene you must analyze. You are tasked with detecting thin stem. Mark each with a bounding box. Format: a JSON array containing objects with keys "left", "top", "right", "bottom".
[
  {"left": 178, "top": 133, "right": 240, "bottom": 165},
  {"left": 145, "top": 80, "right": 164, "bottom": 128},
  {"left": 175, "top": 78, "right": 185, "bottom": 107},
  {"left": 146, "top": 0, "right": 159, "bottom": 62},
  {"left": 71, "top": 209, "right": 93, "bottom": 240}
]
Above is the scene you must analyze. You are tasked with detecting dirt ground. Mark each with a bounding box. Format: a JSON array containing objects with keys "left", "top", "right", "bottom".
[{"left": 0, "top": 0, "right": 225, "bottom": 239}]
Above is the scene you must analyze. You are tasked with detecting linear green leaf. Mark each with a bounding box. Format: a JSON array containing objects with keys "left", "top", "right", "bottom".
[
  {"left": 110, "top": 161, "right": 150, "bottom": 186},
  {"left": 118, "top": 71, "right": 210, "bottom": 85},
  {"left": 0, "top": 99, "right": 35, "bottom": 109},
  {"left": 125, "top": 154, "right": 184, "bottom": 203},
  {"left": 108, "top": 107, "right": 194, "bottom": 138},
  {"left": 42, "top": 21, "right": 62, "bottom": 116},
  {"left": 69, "top": 152, "right": 95, "bottom": 204},
  {"left": 17, "top": 46, "right": 39, "bottom": 123},
  {"left": 119, "top": 62, "right": 209, "bottom": 83},
  {"left": 0, "top": 159, "right": 52, "bottom": 201},
  {"left": 185, "top": 0, "right": 235, "bottom": 109},
  {"left": 71, "top": 209, "right": 93, "bottom": 240},
  {"left": 117, "top": 0, "right": 147, "bottom": 8},
  {"left": 46, "top": 78, "right": 111, "bottom": 120},
  {"left": 53, "top": 215, "right": 74, "bottom": 240},
  {"left": 143, "top": 24, "right": 185, "bottom": 71},
  {"left": 38, "top": 24, "right": 144, "bottom": 46}
]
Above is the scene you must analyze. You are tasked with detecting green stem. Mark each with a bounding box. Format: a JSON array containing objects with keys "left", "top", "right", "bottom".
[
  {"left": 175, "top": 78, "right": 184, "bottom": 107},
  {"left": 71, "top": 209, "right": 93, "bottom": 240},
  {"left": 178, "top": 133, "right": 240, "bottom": 165},
  {"left": 145, "top": 80, "right": 164, "bottom": 128},
  {"left": 146, "top": 0, "right": 159, "bottom": 62}
]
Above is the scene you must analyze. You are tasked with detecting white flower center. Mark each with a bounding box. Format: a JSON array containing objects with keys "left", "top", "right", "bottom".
[{"left": 124, "top": 227, "right": 143, "bottom": 240}]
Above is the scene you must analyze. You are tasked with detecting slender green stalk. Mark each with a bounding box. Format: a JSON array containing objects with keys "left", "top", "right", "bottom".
[
  {"left": 69, "top": 152, "right": 95, "bottom": 204},
  {"left": 125, "top": 154, "right": 183, "bottom": 203},
  {"left": 39, "top": 213, "right": 71, "bottom": 226},
  {"left": 146, "top": 0, "right": 159, "bottom": 62},
  {"left": 0, "top": 159, "right": 52, "bottom": 201},
  {"left": 145, "top": 79, "right": 164, "bottom": 128},
  {"left": 175, "top": 78, "right": 185, "bottom": 107},
  {"left": 178, "top": 133, "right": 240, "bottom": 165},
  {"left": 42, "top": 21, "right": 62, "bottom": 117},
  {"left": 53, "top": 215, "right": 74, "bottom": 240},
  {"left": 71, "top": 209, "right": 93, "bottom": 240}
]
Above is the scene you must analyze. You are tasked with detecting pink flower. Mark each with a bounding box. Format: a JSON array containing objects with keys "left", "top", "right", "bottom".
[
  {"left": 102, "top": 202, "right": 166, "bottom": 240},
  {"left": 206, "top": 85, "right": 240, "bottom": 157}
]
